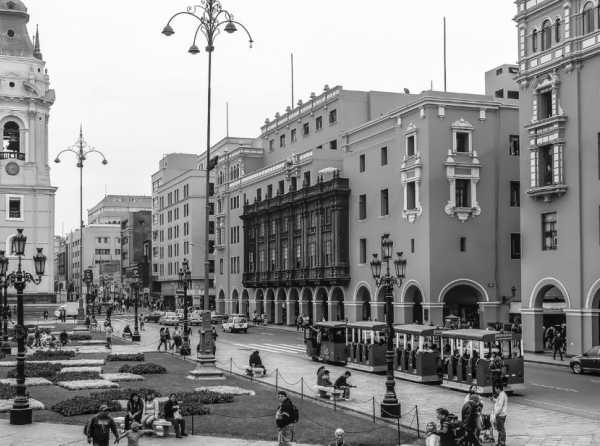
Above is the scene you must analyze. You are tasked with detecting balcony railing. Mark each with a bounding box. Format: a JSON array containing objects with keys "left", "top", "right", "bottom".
[
  {"left": 0, "top": 151, "right": 25, "bottom": 161},
  {"left": 242, "top": 265, "right": 350, "bottom": 288}
]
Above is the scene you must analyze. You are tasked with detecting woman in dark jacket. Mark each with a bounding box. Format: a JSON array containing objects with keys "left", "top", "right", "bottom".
[
  {"left": 163, "top": 393, "right": 187, "bottom": 438},
  {"left": 125, "top": 393, "right": 144, "bottom": 430}
]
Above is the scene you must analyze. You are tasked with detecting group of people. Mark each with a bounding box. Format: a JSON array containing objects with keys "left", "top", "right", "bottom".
[
  {"left": 157, "top": 325, "right": 217, "bottom": 355},
  {"left": 426, "top": 385, "right": 508, "bottom": 446},
  {"left": 84, "top": 392, "right": 189, "bottom": 446},
  {"left": 544, "top": 324, "right": 567, "bottom": 360},
  {"left": 316, "top": 366, "right": 355, "bottom": 400},
  {"left": 28, "top": 327, "right": 70, "bottom": 350}
]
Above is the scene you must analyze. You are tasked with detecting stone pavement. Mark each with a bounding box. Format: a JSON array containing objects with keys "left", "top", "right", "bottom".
[{"left": 1, "top": 420, "right": 323, "bottom": 446}]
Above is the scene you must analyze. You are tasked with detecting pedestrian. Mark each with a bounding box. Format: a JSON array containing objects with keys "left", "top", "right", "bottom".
[
  {"left": 43, "top": 309, "right": 48, "bottom": 320},
  {"left": 433, "top": 408, "right": 456, "bottom": 446},
  {"left": 425, "top": 422, "right": 441, "bottom": 446},
  {"left": 157, "top": 327, "right": 168, "bottom": 352},
  {"left": 172, "top": 326, "right": 182, "bottom": 352},
  {"left": 118, "top": 421, "right": 153, "bottom": 446},
  {"left": 492, "top": 384, "right": 508, "bottom": 446},
  {"left": 275, "top": 390, "right": 297, "bottom": 446},
  {"left": 333, "top": 371, "right": 355, "bottom": 400},
  {"left": 211, "top": 326, "right": 218, "bottom": 355},
  {"left": 105, "top": 323, "right": 113, "bottom": 349},
  {"left": 552, "top": 331, "right": 564, "bottom": 360},
  {"left": 164, "top": 393, "right": 188, "bottom": 438},
  {"left": 328, "top": 428, "right": 350, "bottom": 446},
  {"left": 139, "top": 315, "right": 145, "bottom": 331},
  {"left": 84, "top": 404, "right": 120, "bottom": 446},
  {"left": 461, "top": 393, "right": 482, "bottom": 446},
  {"left": 296, "top": 314, "right": 303, "bottom": 332},
  {"left": 165, "top": 327, "right": 172, "bottom": 350}
]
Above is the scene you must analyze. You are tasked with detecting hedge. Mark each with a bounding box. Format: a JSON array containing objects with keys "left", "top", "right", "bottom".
[
  {"left": 52, "top": 371, "right": 101, "bottom": 383},
  {"left": 29, "top": 350, "right": 76, "bottom": 361},
  {"left": 106, "top": 353, "right": 144, "bottom": 362},
  {"left": 0, "top": 383, "right": 16, "bottom": 399},
  {"left": 90, "top": 388, "right": 161, "bottom": 401},
  {"left": 69, "top": 333, "right": 92, "bottom": 341},
  {"left": 118, "top": 363, "right": 167, "bottom": 375},
  {"left": 6, "top": 363, "right": 62, "bottom": 379},
  {"left": 51, "top": 396, "right": 121, "bottom": 417}
]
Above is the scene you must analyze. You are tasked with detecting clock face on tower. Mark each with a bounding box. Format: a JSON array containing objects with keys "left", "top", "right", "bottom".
[{"left": 5, "top": 161, "right": 19, "bottom": 176}]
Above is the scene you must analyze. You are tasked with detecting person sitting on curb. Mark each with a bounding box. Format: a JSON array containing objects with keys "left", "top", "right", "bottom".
[
  {"left": 249, "top": 350, "right": 266, "bottom": 375},
  {"left": 318, "top": 370, "right": 334, "bottom": 399},
  {"left": 163, "top": 393, "right": 188, "bottom": 438},
  {"left": 333, "top": 371, "right": 355, "bottom": 400},
  {"left": 84, "top": 404, "right": 120, "bottom": 446},
  {"left": 328, "top": 428, "right": 350, "bottom": 446}
]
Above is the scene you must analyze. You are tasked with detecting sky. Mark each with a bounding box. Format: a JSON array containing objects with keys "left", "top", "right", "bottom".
[{"left": 25, "top": 0, "right": 518, "bottom": 234}]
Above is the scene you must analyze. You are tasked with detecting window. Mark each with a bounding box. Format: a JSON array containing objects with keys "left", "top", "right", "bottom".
[
  {"left": 381, "top": 146, "right": 388, "bottom": 166},
  {"left": 510, "top": 233, "right": 521, "bottom": 259},
  {"left": 583, "top": 2, "right": 595, "bottom": 34},
  {"left": 456, "top": 132, "right": 470, "bottom": 153},
  {"left": 316, "top": 144, "right": 322, "bottom": 150},
  {"left": 359, "top": 238, "right": 367, "bottom": 264},
  {"left": 279, "top": 134, "right": 286, "bottom": 148},
  {"left": 510, "top": 181, "right": 520, "bottom": 207},
  {"left": 496, "top": 68, "right": 503, "bottom": 75},
  {"left": 455, "top": 179, "right": 470, "bottom": 207},
  {"left": 359, "top": 154, "right": 365, "bottom": 172},
  {"left": 541, "top": 20, "right": 552, "bottom": 50},
  {"left": 219, "top": 259, "right": 223, "bottom": 274},
  {"left": 410, "top": 238, "right": 415, "bottom": 253},
  {"left": 555, "top": 18, "right": 561, "bottom": 42},
  {"left": 380, "top": 189, "right": 389, "bottom": 216},
  {"left": 538, "top": 90, "right": 552, "bottom": 119},
  {"left": 3, "top": 121, "right": 20, "bottom": 153},
  {"left": 208, "top": 202, "right": 214, "bottom": 215},
  {"left": 460, "top": 237, "right": 467, "bottom": 252},
  {"left": 407, "top": 182, "right": 416, "bottom": 210},
  {"left": 329, "top": 139, "right": 338, "bottom": 150},
  {"left": 290, "top": 177, "right": 297, "bottom": 192},
  {"left": 267, "top": 184, "right": 273, "bottom": 199},
  {"left": 407, "top": 135, "right": 416, "bottom": 157},
  {"left": 323, "top": 240, "right": 332, "bottom": 266},
  {"left": 208, "top": 221, "right": 215, "bottom": 235},
  {"left": 538, "top": 145, "right": 554, "bottom": 186},
  {"left": 308, "top": 243, "right": 316, "bottom": 267},
  {"left": 295, "top": 244, "right": 301, "bottom": 267},
  {"left": 256, "top": 188, "right": 262, "bottom": 202},
  {"left": 278, "top": 180, "right": 284, "bottom": 195},
  {"left": 542, "top": 212, "right": 558, "bottom": 250},
  {"left": 329, "top": 109, "right": 337, "bottom": 124},
  {"left": 507, "top": 90, "right": 520, "bottom": 99},
  {"left": 316, "top": 116, "right": 323, "bottom": 131},
  {"left": 495, "top": 89, "right": 504, "bottom": 99},
  {"left": 290, "top": 128, "right": 297, "bottom": 143},
  {"left": 303, "top": 122, "right": 309, "bottom": 136},
  {"left": 269, "top": 139, "right": 274, "bottom": 152},
  {"left": 358, "top": 194, "right": 367, "bottom": 220},
  {"left": 509, "top": 135, "right": 520, "bottom": 156},
  {"left": 7, "top": 195, "right": 22, "bottom": 220},
  {"left": 532, "top": 29, "right": 538, "bottom": 52},
  {"left": 303, "top": 171, "right": 311, "bottom": 187},
  {"left": 508, "top": 66, "right": 519, "bottom": 74}
]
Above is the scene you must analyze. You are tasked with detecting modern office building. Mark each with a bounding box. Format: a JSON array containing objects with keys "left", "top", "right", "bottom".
[
  {"left": 120, "top": 210, "right": 152, "bottom": 303},
  {"left": 0, "top": 0, "right": 56, "bottom": 301},
  {"left": 88, "top": 195, "right": 152, "bottom": 225},
  {"left": 151, "top": 154, "right": 215, "bottom": 309},
  {"left": 515, "top": 0, "right": 600, "bottom": 354}
]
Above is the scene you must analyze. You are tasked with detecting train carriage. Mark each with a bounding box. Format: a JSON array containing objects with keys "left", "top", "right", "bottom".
[
  {"left": 304, "top": 321, "right": 348, "bottom": 364},
  {"left": 394, "top": 324, "right": 442, "bottom": 383},
  {"left": 345, "top": 321, "right": 387, "bottom": 372}
]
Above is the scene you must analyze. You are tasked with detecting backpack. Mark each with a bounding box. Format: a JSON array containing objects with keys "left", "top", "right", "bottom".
[{"left": 290, "top": 402, "right": 299, "bottom": 423}]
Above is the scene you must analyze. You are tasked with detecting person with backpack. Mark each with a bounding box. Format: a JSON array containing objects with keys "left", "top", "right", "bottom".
[
  {"left": 434, "top": 408, "right": 457, "bottom": 446},
  {"left": 276, "top": 390, "right": 297, "bottom": 446},
  {"left": 84, "top": 404, "right": 120, "bottom": 446}
]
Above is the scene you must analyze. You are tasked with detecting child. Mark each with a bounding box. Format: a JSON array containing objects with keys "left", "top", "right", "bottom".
[
  {"left": 425, "top": 422, "right": 440, "bottom": 446},
  {"left": 119, "top": 421, "right": 154, "bottom": 446}
]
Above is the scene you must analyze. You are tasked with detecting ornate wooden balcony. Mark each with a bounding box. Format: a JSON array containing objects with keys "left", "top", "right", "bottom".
[{"left": 242, "top": 265, "right": 350, "bottom": 288}]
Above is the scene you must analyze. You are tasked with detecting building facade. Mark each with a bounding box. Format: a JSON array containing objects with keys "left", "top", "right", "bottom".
[
  {"left": 120, "top": 210, "right": 151, "bottom": 303},
  {"left": 88, "top": 195, "right": 152, "bottom": 225},
  {"left": 515, "top": 0, "right": 600, "bottom": 354},
  {"left": 151, "top": 154, "right": 214, "bottom": 309},
  {"left": 0, "top": 0, "right": 56, "bottom": 300}
]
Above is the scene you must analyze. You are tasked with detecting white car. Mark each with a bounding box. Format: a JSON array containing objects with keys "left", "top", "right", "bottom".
[
  {"left": 222, "top": 316, "right": 248, "bottom": 333},
  {"left": 54, "top": 303, "right": 79, "bottom": 319},
  {"left": 159, "top": 312, "right": 179, "bottom": 326}
]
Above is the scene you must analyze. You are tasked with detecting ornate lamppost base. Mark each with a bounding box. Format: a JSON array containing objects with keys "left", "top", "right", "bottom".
[
  {"left": 77, "top": 300, "right": 85, "bottom": 321},
  {"left": 10, "top": 406, "right": 32, "bottom": 425},
  {"left": 188, "top": 355, "right": 224, "bottom": 380},
  {"left": 380, "top": 401, "right": 401, "bottom": 419},
  {"left": 131, "top": 333, "right": 140, "bottom": 342},
  {"left": 1, "top": 342, "right": 11, "bottom": 354}
]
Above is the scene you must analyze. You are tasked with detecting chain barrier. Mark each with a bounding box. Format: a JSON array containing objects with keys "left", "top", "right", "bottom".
[{"left": 275, "top": 369, "right": 303, "bottom": 386}]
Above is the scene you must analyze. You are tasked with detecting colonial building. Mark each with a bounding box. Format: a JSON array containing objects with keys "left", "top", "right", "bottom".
[
  {"left": 151, "top": 154, "right": 215, "bottom": 309},
  {"left": 0, "top": 0, "right": 56, "bottom": 301},
  {"left": 88, "top": 194, "right": 152, "bottom": 225},
  {"left": 515, "top": 0, "right": 600, "bottom": 354}
]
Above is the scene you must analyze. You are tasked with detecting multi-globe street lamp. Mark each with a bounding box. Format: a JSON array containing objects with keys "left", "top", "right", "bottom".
[
  {"left": 370, "top": 234, "right": 406, "bottom": 419},
  {"left": 162, "top": 0, "right": 253, "bottom": 362},
  {"left": 54, "top": 126, "right": 108, "bottom": 321},
  {"left": 178, "top": 259, "right": 192, "bottom": 356},
  {"left": 0, "top": 229, "right": 47, "bottom": 425}
]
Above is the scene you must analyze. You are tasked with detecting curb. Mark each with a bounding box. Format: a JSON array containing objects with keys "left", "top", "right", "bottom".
[{"left": 524, "top": 358, "right": 570, "bottom": 368}]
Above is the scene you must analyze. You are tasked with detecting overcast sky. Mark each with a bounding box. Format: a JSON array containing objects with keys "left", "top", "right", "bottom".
[{"left": 27, "top": 0, "right": 517, "bottom": 234}]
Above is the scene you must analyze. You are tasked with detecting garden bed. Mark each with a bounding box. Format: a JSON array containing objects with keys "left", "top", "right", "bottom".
[
  {"left": 56, "top": 379, "right": 119, "bottom": 390},
  {"left": 99, "top": 373, "right": 143, "bottom": 382}
]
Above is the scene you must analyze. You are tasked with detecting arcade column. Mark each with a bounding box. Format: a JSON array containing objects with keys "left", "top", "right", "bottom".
[
  {"left": 393, "top": 303, "right": 413, "bottom": 325},
  {"left": 421, "top": 302, "right": 444, "bottom": 326},
  {"left": 371, "top": 301, "right": 385, "bottom": 322},
  {"left": 520, "top": 308, "right": 544, "bottom": 352},
  {"left": 275, "top": 300, "right": 285, "bottom": 325},
  {"left": 564, "top": 309, "right": 584, "bottom": 356},
  {"left": 286, "top": 300, "right": 297, "bottom": 325},
  {"left": 478, "top": 301, "right": 502, "bottom": 329},
  {"left": 582, "top": 309, "right": 600, "bottom": 355}
]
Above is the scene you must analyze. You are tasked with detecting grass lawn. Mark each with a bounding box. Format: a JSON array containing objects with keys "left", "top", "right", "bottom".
[{"left": 0, "top": 352, "right": 415, "bottom": 446}]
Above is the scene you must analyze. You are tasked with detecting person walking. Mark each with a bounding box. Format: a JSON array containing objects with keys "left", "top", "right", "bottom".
[
  {"left": 492, "top": 384, "right": 508, "bottom": 446},
  {"left": 296, "top": 314, "right": 303, "bottom": 332},
  {"left": 165, "top": 327, "right": 172, "bottom": 350},
  {"left": 461, "top": 393, "right": 482, "bottom": 446},
  {"left": 43, "top": 309, "right": 48, "bottom": 320},
  {"left": 157, "top": 327, "right": 167, "bottom": 351},
  {"left": 275, "top": 391, "right": 296, "bottom": 446},
  {"left": 84, "top": 404, "right": 120, "bottom": 446},
  {"left": 552, "top": 331, "right": 564, "bottom": 361},
  {"left": 105, "top": 323, "right": 113, "bottom": 349}
]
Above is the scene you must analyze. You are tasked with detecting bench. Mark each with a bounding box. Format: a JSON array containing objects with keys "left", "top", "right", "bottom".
[
  {"left": 245, "top": 366, "right": 266, "bottom": 377},
  {"left": 113, "top": 416, "right": 172, "bottom": 437},
  {"left": 315, "top": 385, "right": 343, "bottom": 400}
]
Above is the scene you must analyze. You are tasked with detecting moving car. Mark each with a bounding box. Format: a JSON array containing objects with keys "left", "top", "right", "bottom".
[
  {"left": 570, "top": 345, "right": 600, "bottom": 374},
  {"left": 222, "top": 316, "right": 248, "bottom": 333},
  {"left": 188, "top": 311, "right": 204, "bottom": 326},
  {"left": 143, "top": 311, "right": 163, "bottom": 323},
  {"left": 159, "top": 312, "right": 179, "bottom": 326}
]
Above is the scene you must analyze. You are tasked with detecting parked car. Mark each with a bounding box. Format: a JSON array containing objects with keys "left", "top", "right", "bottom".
[
  {"left": 175, "top": 309, "right": 185, "bottom": 320},
  {"left": 570, "top": 345, "right": 600, "bottom": 374},
  {"left": 159, "top": 312, "right": 179, "bottom": 326},
  {"left": 143, "top": 311, "right": 163, "bottom": 323},
  {"left": 222, "top": 316, "right": 248, "bottom": 333},
  {"left": 53, "top": 303, "right": 79, "bottom": 319},
  {"left": 188, "top": 311, "right": 204, "bottom": 326},
  {"left": 210, "top": 311, "right": 228, "bottom": 324}
]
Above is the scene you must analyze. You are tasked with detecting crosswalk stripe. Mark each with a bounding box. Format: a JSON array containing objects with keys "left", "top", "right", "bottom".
[
  {"left": 262, "top": 343, "right": 305, "bottom": 352},
  {"left": 233, "top": 342, "right": 305, "bottom": 355}
]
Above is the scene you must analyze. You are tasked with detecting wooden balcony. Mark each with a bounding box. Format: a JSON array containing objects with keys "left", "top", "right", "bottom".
[{"left": 242, "top": 265, "right": 349, "bottom": 288}]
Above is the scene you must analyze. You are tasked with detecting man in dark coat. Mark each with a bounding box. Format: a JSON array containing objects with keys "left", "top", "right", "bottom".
[{"left": 84, "top": 404, "right": 119, "bottom": 446}]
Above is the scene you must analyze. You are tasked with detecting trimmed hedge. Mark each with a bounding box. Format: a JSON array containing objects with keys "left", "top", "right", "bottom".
[
  {"left": 6, "top": 363, "right": 62, "bottom": 379},
  {"left": 51, "top": 396, "right": 121, "bottom": 417},
  {"left": 118, "top": 363, "right": 167, "bottom": 375},
  {"left": 0, "top": 383, "right": 16, "bottom": 399},
  {"left": 90, "top": 388, "right": 161, "bottom": 401},
  {"left": 29, "top": 350, "right": 76, "bottom": 361},
  {"left": 106, "top": 353, "right": 144, "bottom": 362},
  {"left": 52, "top": 371, "right": 101, "bottom": 383},
  {"left": 70, "top": 333, "right": 92, "bottom": 341}
]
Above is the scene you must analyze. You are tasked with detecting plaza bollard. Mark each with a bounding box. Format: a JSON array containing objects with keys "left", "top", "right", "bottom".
[
  {"left": 333, "top": 393, "right": 337, "bottom": 411},
  {"left": 372, "top": 397, "right": 376, "bottom": 424},
  {"left": 230, "top": 358, "right": 233, "bottom": 375},
  {"left": 275, "top": 368, "right": 279, "bottom": 393},
  {"left": 300, "top": 377, "right": 304, "bottom": 400},
  {"left": 415, "top": 405, "right": 420, "bottom": 439}
]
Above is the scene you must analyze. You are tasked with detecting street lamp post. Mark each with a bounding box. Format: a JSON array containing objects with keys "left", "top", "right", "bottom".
[
  {"left": 178, "top": 259, "right": 192, "bottom": 356},
  {"left": 0, "top": 229, "right": 47, "bottom": 425},
  {"left": 0, "top": 255, "right": 10, "bottom": 354},
  {"left": 54, "top": 126, "right": 108, "bottom": 321},
  {"left": 162, "top": 0, "right": 252, "bottom": 368},
  {"left": 132, "top": 266, "right": 141, "bottom": 342},
  {"left": 84, "top": 269, "right": 94, "bottom": 321},
  {"left": 370, "top": 234, "right": 406, "bottom": 419}
]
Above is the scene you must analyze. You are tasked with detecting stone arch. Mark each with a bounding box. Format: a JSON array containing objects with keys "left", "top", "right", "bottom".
[
  {"left": 287, "top": 288, "right": 300, "bottom": 325},
  {"left": 352, "top": 281, "right": 373, "bottom": 302},
  {"left": 231, "top": 289, "right": 239, "bottom": 314},
  {"left": 585, "top": 279, "right": 600, "bottom": 309},
  {"left": 255, "top": 289, "right": 265, "bottom": 315},
  {"left": 438, "top": 279, "right": 489, "bottom": 303},
  {"left": 217, "top": 289, "right": 226, "bottom": 314},
  {"left": 356, "top": 285, "right": 372, "bottom": 321},
  {"left": 241, "top": 289, "right": 250, "bottom": 316},
  {"left": 266, "top": 288, "right": 276, "bottom": 323},
  {"left": 315, "top": 287, "right": 329, "bottom": 322},
  {"left": 330, "top": 287, "right": 345, "bottom": 321},
  {"left": 586, "top": 283, "right": 600, "bottom": 347},
  {"left": 439, "top": 279, "right": 488, "bottom": 329},
  {"left": 528, "top": 277, "right": 571, "bottom": 309},
  {"left": 0, "top": 114, "right": 28, "bottom": 159},
  {"left": 300, "top": 287, "right": 314, "bottom": 321},
  {"left": 404, "top": 284, "right": 424, "bottom": 324},
  {"left": 527, "top": 277, "right": 570, "bottom": 352}
]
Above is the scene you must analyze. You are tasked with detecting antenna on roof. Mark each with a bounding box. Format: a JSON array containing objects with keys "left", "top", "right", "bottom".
[
  {"left": 226, "top": 102, "right": 229, "bottom": 137},
  {"left": 443, "top": 17, "right": 447, "bottom": 92},
  {"left": 290, "top": 53, "right": 295, "bottom": 109}
]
